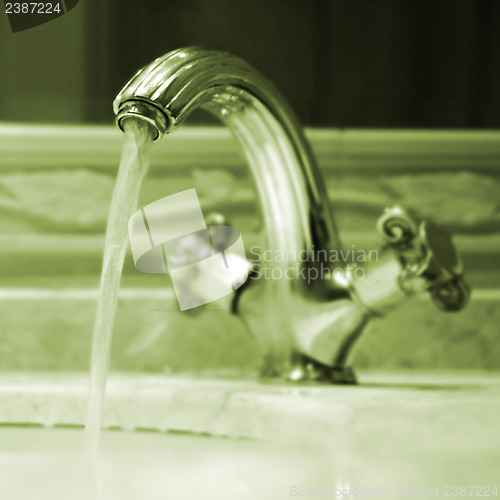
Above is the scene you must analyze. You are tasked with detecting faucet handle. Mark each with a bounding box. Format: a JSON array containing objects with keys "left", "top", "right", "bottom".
[{"left": 376, "top": 206, "right": 470, "bottom": 312}]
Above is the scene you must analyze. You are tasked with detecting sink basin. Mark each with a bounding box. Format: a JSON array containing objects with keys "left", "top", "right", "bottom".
[
  {"left": 0, "top": 427, "right": 328, "bottom": 500},
  {"left": 1, "top": 372, "right": 499, "bottom": 499}
]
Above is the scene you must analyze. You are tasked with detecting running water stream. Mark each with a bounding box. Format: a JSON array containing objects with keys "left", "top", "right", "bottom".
[{"left": 84, "top": 120, "right": 154, "bottom": 455}]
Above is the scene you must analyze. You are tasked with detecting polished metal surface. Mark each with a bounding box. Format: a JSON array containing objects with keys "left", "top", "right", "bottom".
[{"left": 114, "top": 47, "right": 469, "bottom": 383}]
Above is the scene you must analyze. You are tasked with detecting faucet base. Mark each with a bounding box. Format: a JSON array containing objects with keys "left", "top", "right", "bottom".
[{"left": 287, "top": 353, "right": 358, "bottom": 385}]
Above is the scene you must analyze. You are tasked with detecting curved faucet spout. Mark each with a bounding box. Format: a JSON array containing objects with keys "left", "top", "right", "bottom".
[
  {"left": 114, "top": 47, "right": 469, "bottom": 383},
  {"left": 114, "top": 47, "right": 341, "bottom": 260},
  {"left": 114, "top": 47, "right": 347, "bottom": 376}
]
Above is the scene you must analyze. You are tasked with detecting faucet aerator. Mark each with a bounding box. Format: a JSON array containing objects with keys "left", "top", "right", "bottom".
[{"left": 115, "top": 100, "right": 170, "bottom": 141}]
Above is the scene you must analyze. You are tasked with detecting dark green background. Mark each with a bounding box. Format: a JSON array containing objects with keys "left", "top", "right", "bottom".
[{"left": 1, "top": 0, "right": 499, "bottom": 127}]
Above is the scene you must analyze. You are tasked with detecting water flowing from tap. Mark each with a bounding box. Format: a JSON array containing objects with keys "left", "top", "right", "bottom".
[{"left": 84, "top": 119, "right": 154, "bottom": 455}]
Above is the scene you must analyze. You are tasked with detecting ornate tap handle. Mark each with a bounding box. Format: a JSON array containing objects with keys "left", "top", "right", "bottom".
[{"left": 376, "top": 206, "right": 470, "bottom": 312}]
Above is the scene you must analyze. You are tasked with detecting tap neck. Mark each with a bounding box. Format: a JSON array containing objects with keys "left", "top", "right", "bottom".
[{"left": 114, "top": 47, "right": 341, "bottom": 263}]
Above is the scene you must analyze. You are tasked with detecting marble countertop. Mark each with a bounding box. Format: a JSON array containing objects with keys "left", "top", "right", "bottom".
[{"left": 0, "top": 371, "right": 498, "bottom": 487}]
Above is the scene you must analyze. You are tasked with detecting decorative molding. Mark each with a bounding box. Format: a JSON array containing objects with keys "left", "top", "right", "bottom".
[{"left": 1, "top": 124, "right": 500, "bottom": 171}]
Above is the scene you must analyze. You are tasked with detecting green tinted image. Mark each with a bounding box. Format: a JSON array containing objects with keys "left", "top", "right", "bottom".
[{"left": 0, "top": 1, "right": 499, "bottom": 499}]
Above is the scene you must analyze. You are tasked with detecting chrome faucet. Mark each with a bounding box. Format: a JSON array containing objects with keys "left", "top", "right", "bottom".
[{"left": 114, "top": 47, "right": 469, "bottom": 384}]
